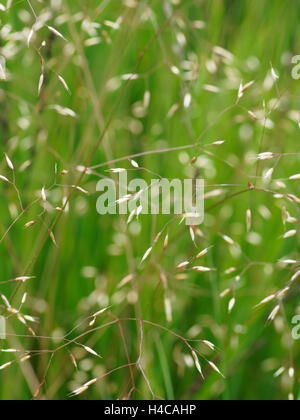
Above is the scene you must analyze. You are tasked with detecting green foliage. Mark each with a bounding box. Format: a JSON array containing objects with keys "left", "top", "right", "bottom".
[{"left": 0, "top": 0, "right": 299, "bottom": 400}]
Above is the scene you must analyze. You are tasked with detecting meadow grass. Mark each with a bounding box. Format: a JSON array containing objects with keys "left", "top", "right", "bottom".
[{"left": 0, "top": 0, "right": 300, "bottom": 400}]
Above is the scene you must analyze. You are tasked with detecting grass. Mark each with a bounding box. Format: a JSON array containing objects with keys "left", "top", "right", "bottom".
[{"left": 0, "top": 0, "right": 300, "bottom": 400}]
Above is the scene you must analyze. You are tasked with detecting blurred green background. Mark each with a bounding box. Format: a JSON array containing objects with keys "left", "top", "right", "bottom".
[{"left": 0, "top": 0, "right": 300, "bottom": 400}]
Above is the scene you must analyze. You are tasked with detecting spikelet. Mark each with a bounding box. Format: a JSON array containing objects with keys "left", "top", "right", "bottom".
[
  {"left": 5, "top": 154, "right": 14, "bottom": 171},
  {"left": 176, "top": 261, "right": 190, "bottom": 270},
  {"left": 25, "top": 221, "right": 36, "bottom": 228},
  {"left": 0, "top": 175, "right": 9, "bottom": 183},
  {"left": 257, "top": 152, "right": 275, "bottom": 161},
  {"left": 289, "top": 174, "right": 300, "bottom": 180},
  {"left": 196, "top": 247, "right": 211, "bottom": 259},
  {"left": 70, "top": 385, "right": 89, "bottom": 396},
  {"left": 248, "top": 110, "right": 257, "bottom": 121},
  {"left": 118, "top": 274, "right": 135, "bottom": 288},
  {"left": 130, "top": 159, "right": 139, "bottom": 168},
  {"left": 274, "top": 367, "right": 285, "bottom": 378},
  {"left": 47, "top": 25, "right": 67, "bottom": 41},
  {"left": 38, "top": 73, "right": 44, "bottom": 96},
  {"left": 41, "top": 187, "right": 47, "bottom": 203},
  {"left": 256, "top": 294, "right": 276, "bottom": 307},
  {"left": 82, "top": 345, "right": 101, "bottom": 358},
  {"left": 246, "top": 209, "right": 252, "bottom": 232},
  {"left": 268, "top": 305, "right": 280, "bottom": 322},
  {"left": 27, "top": 28, "right": 34, "bottom": 47},
  {"left": 58, "top": 75, "right": 71, "bottom": 94},
  {"left": 222, "top": 234, "right": 235, "bottom": 246},
  {"left": 228, "top": 298, "right": 236, "bottom": 313},
  {"left": 283, "top": 230, "right": 297, "bottom": 239},
  {"left": 192, "top": 266, "right": 213, "bottom": 273},
  {"left": 220, "top": 288, "right": 231, "bottom": 298},
  {"left": 208, "top": 361, "right": 225, "bottom": 378},
  {"left": 291, "top": 271, "right": 300, "bottom": 283},
  {"left": 141, "top": 247, "right": 152, "bottom": 263},
  {"left": 202, "top": 340, "right": 215, "bottom": 351},
  {"left": 192, "top": 350, "right": 204, "bottom": 379},
  {"left": 0, "top": 362, "right": 13, "bottom": 371},
  {"left": 163, "top": 234, "right": 169, "bottom": 251}
]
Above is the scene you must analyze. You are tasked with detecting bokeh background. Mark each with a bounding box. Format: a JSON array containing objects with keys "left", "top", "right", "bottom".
[{"left": 0, "top": 0, "right": 300, "bottom": 400}]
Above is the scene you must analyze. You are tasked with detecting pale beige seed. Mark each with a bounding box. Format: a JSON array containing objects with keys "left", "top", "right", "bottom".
[
  {"left": 69, "top": 353, "right": 78, "bottom": 370},
  {"left": 74, "top": 186, "right": 89, "bottom": 194},
  {"left": 228, "top": 298, "right": 236, "bottom": 313},
  {"left": 5, "top": 154, "right": 14, "bottom": 171},
  {"left": 25, "top": 221, "right": 36, "bottom": 228},
  {"left": 192, "top": 266, "right": 212, "bottom": 273},
  {"left": 24, "top": 315, "right": 37, "bottom": 323},
  {"left": 176, "top": 261, "right": 190, "bottom": 270},
  {"left": 38, "top": 73, "right": 44, "bottom": 96},
  {"left": 121, "top": 73, "right": 139, "bottom": 81},
  {"left": 47, "top": 25, "right": 67, "bottom": 41},
  {"left": 141, "top": 247, "right": 152, "bottom": 263},
  {"left": 184, "top": 93, "right": 192, "bottom": 108},
  {"left": 256, "top": 294, "right": 276, "bottom": 307},
  {"left": 257, "top": 152, "right": 275, "bottom": 161},
  {"left": 84, "top": 378, "right": 98, "bottom": 388},
  {"left": 89, "top": 318, "right": 96, "bottom": 327},
  {"left": 20, "top": 355, "right": 31, "bottom": 362},
  {"left": 222, "top": 234, "right": 234, "bottom": 246},
  {"left": 14, "top": 276, "right": 35, "bottom": 283},
  {"left": 274, "top": 367, "right": 285, "bottom": 378},
  {"left": 277, "top": 287, "right": 290, "bottom": 299},
  {"left": 27, "top": 28, "right": 34, "bottom": 47},
  {"left": 164, "top": 297, "right": 172, "bottom": 322},
  {"left": 202, "top": 340, "right": 215, "bottom": 351},
  {"left": 291, "top": 271, "right": 300, "bottom": 283},
  {"left": 0, "top": 362, "right": 13, "bottom": 371},
  {"left": 1, "top": 294, "right": 11, "bottom": 308},
  {"left": 58, "top": 75, "right": 71, "bottom": 93},
  {"left": 41, "top": 187, "right": 47, "bottom": 203},
  {"left": 271, "top": 67, "right": 279, "bottom": 80},
  {"left": 83, "top": 345, "right": 101, "bottom": 358},
  {"left": 225, "top": 267, "right": 237, "bottom": 275},
  {"left": 211, "top": 140, "right": 225, "bottom": 146},
  {"left": 163, "top": 234, "right": 169, "bottom": 251},
  {"left": 283, "top": 230, "right": 297, "bottom": 239},
  {"left": 196, "top": 247, "right": 211, "bottom": 259},
  {"left": 0, "top": 175, "right": 9, "bottom": 183},
  {"left": 189, "top": 227, "right": 195, "bottom": 242},
  {"left": 268, "top": 305, "right": 280, "bottom": 322},
  {"left": 92, "top": 306, "right": 111, "bottom": 317},
  {"left": 71, "top": 386, "right": 89, "bottom": 396},
  {"left": 118, "top": 274, "right": 135, "bottom": 288},
  {"left": 21, "top": 293, "right": 27, "bottom": 305},
  {"left": 246, "top": 209, "right": 252, "bottom": 231},
  {"left": 279, "top": 259, "right": 297, "bottom": 265},
  {"left": 208, "top": 361, "right": 225, "bottom": 378},
  {"left": 241, "top": 80, "right": 255, "bottom": 93},
  {"left": 287, "top": 194, "right": 300, "bottom": 204},
  {"left": 192, "top": 350, "right": 204, "bottom": 379},
  {"left": 220, "top": 288, "right": 231, "bottom": 298},
  {"left": 288, "top": 367, "right": 295, "bottom": 379},
  {"left": 248, "top": 110, "right": 257, "bottom": 121},
  {"left": 130, "top": 159, "right": 139, "bottom": 168},
  {"left": 282, "top": 206, "right": 287, "bottom": 225}
]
